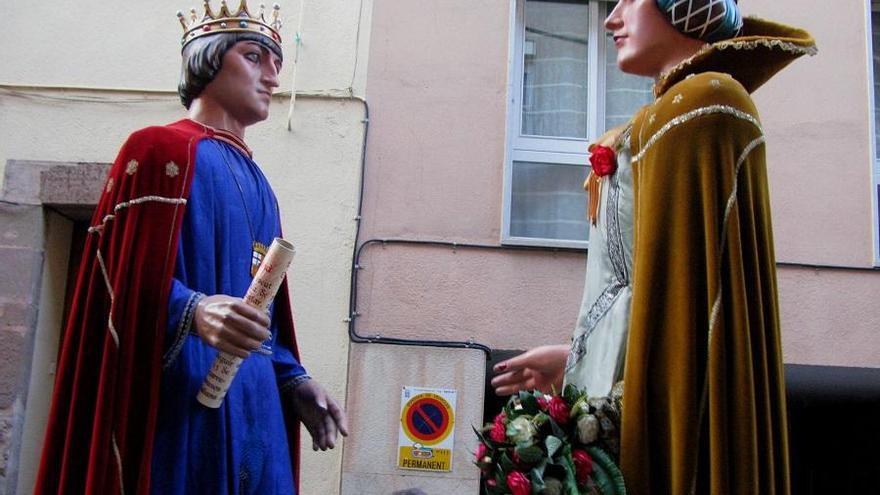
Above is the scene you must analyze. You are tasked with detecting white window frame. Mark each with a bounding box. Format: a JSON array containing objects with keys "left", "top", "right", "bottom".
[
  {"left": 870, "top": 1, "right": 880, "bottom": 265},
  {"left": 501, "top": 0, "right": 612, "bottom": 249}
]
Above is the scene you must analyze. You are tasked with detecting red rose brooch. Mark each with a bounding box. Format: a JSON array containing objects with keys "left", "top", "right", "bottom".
[
  {"left": 585, "top": 144, "right": 618, "bottom": 225},
  {"left": 589, "top": 145, "right": 617, "bottom": 177}
]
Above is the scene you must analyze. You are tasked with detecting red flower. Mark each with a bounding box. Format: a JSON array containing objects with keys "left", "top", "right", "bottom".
[
  {"left": 486, "top": 478, "right": 497, "bottom": 487},
  {"left": 572, "top": 449, "right": 593, "bottom": 485},
  {"left": 506, "top": 471, "right": 532, "bottom": 495},
  {"left": 537, "top": 395, "right": 549, "bottom": 411},
  {"left": 589, "top": 145, "right": 617, "bottom": 177},
  {"left": 475, "top": 442, "right": 488, "bottom": 462},
  {"left": 548, "top": 396, "right": 570, "bottom": 425},
  {"left": 489, "top": 412, "right": 507, "bottom": 442},
  {"left": 512, "top": 449, "right": 535, "bottom": 470}
]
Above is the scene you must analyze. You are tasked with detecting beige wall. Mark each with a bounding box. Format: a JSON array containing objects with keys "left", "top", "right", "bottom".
[
  {"left": 745, "top": 1, "right": 877, "bottom": 267},
  {"left": 361, "top": 0, "right": 510, "bottom": 244},
  {"left": 359, "top": 0, "right": 588, "bottom": 347},
  {"left": 342, "top": 344, "right": 484, "bottom": 494},
  {"left": 1, "top": 0, "right": 370, "bottom": 493},
  {"left": 355, "top": 245, "right": 583, "bottom": 348},
  {"left": 778, "top": 267, "right": 880, "bottom": 367},
  {"left": 743, "top": 1, "right": 880, "bottom": 365},
  {"left": 351, "top": 2, "right": 880, "bottom": 489},
  {"left": 4, "top": 0, "right": 880, "bottom": 493},
  {"left": 342, "top": 1, "right": 521, "bottom": 491},
  {"left": 359, "top": 0, "right": 880, "bottom": 368}
]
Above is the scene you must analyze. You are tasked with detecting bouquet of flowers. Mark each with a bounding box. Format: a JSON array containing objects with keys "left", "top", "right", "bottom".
[{"left": 474, "top": 384, "right": 625, "bottom": 495}]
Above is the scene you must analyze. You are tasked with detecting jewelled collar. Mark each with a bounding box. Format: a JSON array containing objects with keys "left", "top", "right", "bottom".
[
  {"left": 653, "top": 17, "right": 817, "bottom": 98},
  {"left": 184, "top": 118, "right": 254, "bottom": 158}
]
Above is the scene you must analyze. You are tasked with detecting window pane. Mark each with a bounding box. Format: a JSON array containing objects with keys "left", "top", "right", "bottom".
[
  {"left": 873, "top": 3, "right": 880, "bottom": 262},
  {"left": 873, "top": 7, "right": 880, "bottom": 153},
  {"left": 603, "top": 4, "right": 653, "bottom": 130},
  {"left": 510, "top": 161, "right": 590, "bottom": 241},
  {"left": 521, "top": 0, "right": 590, "bottom": 139}
]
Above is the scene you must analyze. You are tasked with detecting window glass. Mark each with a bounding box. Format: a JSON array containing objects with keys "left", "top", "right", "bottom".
[
  {"left": 510, "top": 161, "right": 590, "bottom": 240},
  {"left": 521, "top": 1, "right": 590, "bottom": 139},
  {"left": 505, "top": 0, "right": 655, "bottom": 247}
]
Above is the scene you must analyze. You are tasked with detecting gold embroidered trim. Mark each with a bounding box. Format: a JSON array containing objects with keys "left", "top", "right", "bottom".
[
  {"left": 162, "top": 292, "right": 205, "bottom": 370},
  {"left": 655, "top": 37, "right": 817, "bottom": 97},
  {"left": 692, "top": 134, "right": 765, "bottom": 495},
  {"left": 88, "top": 196, "right": 187, "bottom": 235},
  {"left": 112, "top": 433, "right": 125, "bottom": 495},
  {"left": 96, "top": 250, "right": 114, "bottom": 303},
  {"left": 707, "top": 135, "right": 765, "bottom": 336},
  {"left": 116, "top": 196, "right": 187, "bottom": 211},
  {"left": 715, "top": 37, "right": 818, "bottom": 56},
  {"left": 96, "top": 249, "right": 121, "bottom": 348},
  {"left": 632, "top": 104, "right": 761, "bottom": 163},
  {"left": 107, "top": 314, "right": 120, "bottom": 348},
  {"left": 88, "top": 215, "right": 116, "bottom": 235}
]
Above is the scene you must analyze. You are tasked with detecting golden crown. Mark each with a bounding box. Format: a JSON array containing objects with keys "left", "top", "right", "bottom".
[{"left": 177, "top": 1, "right": 282, "bottom": 49}]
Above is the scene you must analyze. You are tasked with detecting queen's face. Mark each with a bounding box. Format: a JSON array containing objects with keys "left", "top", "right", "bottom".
[{"left": 604, "top": 0, "right": 688, "bottom": 78}]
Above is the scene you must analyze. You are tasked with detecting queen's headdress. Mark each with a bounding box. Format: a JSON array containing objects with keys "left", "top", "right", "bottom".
[{"left": 177, "top": 0, "right": 282, "bottom": 50}]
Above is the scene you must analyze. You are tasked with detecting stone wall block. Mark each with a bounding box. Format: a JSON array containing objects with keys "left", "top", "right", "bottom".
[
  {"left": 0, "top": 406, "right": 13, "bottom": 484},
  {"left": 0, "top": 329, "right": 26, "bottom": 408},
  {"left": 0, "top": 248, "right": 43, "bottom": 298},
  {"left": 0, "top": 204, "right": 43, "bottom": 250},
  {"left": 0, "top": 299, "right": 34, "bottom": 332},
  {"left": 39, "top": 162, "right": 108, "bottom": 206},
  {"left": 2, "top": 161, "right": 58, "bottom": 206}
]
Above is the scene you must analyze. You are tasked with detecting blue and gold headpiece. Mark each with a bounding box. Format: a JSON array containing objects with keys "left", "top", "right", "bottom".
[
  {"left": 656, "top": 0, "right": 742, "bottom": 43},
  {"left": 177, "top": 0, "right": 283, "bottom": 50}
]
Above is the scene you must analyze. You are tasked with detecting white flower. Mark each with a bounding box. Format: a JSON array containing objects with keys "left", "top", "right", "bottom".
[
  {"left": 507, "top": 416, "right": 537, "bottom": 445},
  {"left": 165, "top": 161, "right": 180, "bottom": 178},
  {"left": 577, "top": 414, "right": 600, "bottom": 444}
]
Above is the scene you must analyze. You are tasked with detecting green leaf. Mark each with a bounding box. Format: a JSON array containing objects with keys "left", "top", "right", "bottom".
[
  {"left": 563, "top": 384, "right": 579, "bottom": 403},
  {"left": 533, "top": 457, "right": 548, "bottom": 477},
  {"left": 519, "top": 391, "right": 540, "bottom": 415},
  {"left": 589, "top": 461, "right": 614, "bottom": 495},
  {"left": 500, "top": 451, "right": 515, "bottom": 472},
  {"left": 516, "top": 445, "right": 544, "bottom": 464},
  {"left": 569, "top": 396, "right": 589, "bottom": 421},
  {"left": 530, "top": 467, "right": 546, "bottom": 493},
  {"left": 473, "top": 425, "right": 490, "bottom": 444},
  {"left": 550, "top": 417, "right": 566, "bottom": 439},
  {"left": 545, "top": 436, "right": 563, "bottom": 458},
  {"left": 558, "top": 447, "right": 580, "bottom": 494},
  {"left": 493, "top": 471, "right": 507, "bottom": 494},
  {"left": 586, "top": 446, "right": 626, "bottom": 495},
  {"left": 533, "top": 411, "right": 550, "bottom": 427}
]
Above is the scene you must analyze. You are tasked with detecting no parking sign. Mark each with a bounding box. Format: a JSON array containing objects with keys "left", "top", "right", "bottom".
[{"left": 398, "top": 386, "right": 457, "bottom": 472}]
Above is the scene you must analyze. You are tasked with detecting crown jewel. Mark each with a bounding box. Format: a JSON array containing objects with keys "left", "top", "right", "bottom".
[{"left": 177, "top": 1, "right": 282, "bottom": 50}]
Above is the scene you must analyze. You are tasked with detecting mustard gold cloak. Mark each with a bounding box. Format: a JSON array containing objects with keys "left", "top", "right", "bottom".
[{"left": 620, "top": 19, "right": 816, "bottom": 495}]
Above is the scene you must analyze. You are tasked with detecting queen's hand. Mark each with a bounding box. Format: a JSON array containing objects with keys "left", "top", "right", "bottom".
[{"left": 490, "top": 344, "right": 570, "bottom": 395}]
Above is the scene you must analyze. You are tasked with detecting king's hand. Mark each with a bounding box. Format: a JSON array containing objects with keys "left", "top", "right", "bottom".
[
  {"left": 194, "top": 294, "right": 271, "bottom": 358},
  {"left": 287, "top": 379, "right": 350, "bottom": 451}
]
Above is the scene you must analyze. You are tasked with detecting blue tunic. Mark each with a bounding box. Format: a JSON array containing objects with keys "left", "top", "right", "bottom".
[{"left": 152, "top": 138, "right": 306, "bottom": 494}]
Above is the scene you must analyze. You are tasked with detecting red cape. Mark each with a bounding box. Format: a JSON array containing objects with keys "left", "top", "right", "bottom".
[{"left": 35, "top": 119, "right": 301, "bottom": 494}]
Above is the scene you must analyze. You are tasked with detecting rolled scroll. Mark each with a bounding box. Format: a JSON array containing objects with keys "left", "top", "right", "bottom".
[{"left": 196, "top": 237, "right": 296, "bottom": 408}]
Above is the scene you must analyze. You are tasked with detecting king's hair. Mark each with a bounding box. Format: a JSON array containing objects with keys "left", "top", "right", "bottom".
[{"left": 178, "top": 31, "right": 283, "bottom": 109}]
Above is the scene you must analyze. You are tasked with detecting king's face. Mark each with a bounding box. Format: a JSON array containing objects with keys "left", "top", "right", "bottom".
[{"left": 203, "top": 40, "right": 282, "bottom": 126}]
